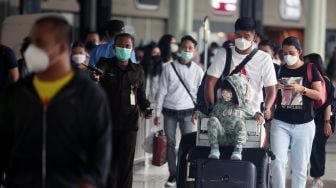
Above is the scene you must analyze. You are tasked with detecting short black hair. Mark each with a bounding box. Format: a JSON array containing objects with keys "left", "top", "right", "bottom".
[
  {"left": 72, "top": 41, "right": 85, "bottom": 49},
  {"left": 106, "top": 20, "right": 125, "bottom": 38},
  {"left": 114, "top": 33, "right": 135, "bottom": 47},
  {"left": 282, "top": 36, "right": 302, "bottom": 51},
  {"left": 180, "top": 35, "right": 197, "bottom": 46},
  {"left": 34, "top": 16, "right": 72, "bottom": 46},
  {"left": 258, "top": 40, "right": 274, "bottom": 49},
  {"left": 235, "top": 17, "right": 256, "bottom": 32}
]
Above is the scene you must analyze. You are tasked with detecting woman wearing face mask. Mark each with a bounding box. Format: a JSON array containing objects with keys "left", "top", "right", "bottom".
[
  {"left": 71, "top": 41, "right": 89, "bottom": 69},
  {"left": 158, "top": 34, "right": 178, "bottom": 64},
  {"left": 141, "top": 43, "right": 163, "bottom": 103},
  {"left": 304, "top": 53, "right": 334, "bottom": 188},
  {"left": 271, "top": 36, "right": 322, "bottom": 188}
]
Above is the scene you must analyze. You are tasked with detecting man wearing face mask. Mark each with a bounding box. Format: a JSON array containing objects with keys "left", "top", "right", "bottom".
[
  {"left": 154, "top": 35, "right": 204, "bottom": 187},
  {"left": 205, "top": 17, "right": 277, "bottom": 119},
  {"left": 89, "top": 20, "right": 136, "bottom": 66},
  {"left": 96, "top": 33, "right": 151, "bottom": 188},
  {"left": 0, "top": 16, "right": 112, "bottom": 188}
]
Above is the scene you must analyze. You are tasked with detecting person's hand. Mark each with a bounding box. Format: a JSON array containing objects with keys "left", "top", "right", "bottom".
[
  {"left": 154, "top": 117, "right": 160, "bottom": 126},
  {"left": 284, "top": 83, "right": 304, "bottom": 93},
  {"left": 276, "top": 83, "right": 284, "bottom": 90},
  {"left": 324, "top": 121, "right": 333, "bottom": 136},
  {"left": 192, "top": 111, "right": 198, "bottom": 125},
  {"left": 263, "top": 108, "right": 272, "bottom": 120},
  {"left": 93, "top": 71, "right": 100, "bottom": 81},
  {"left": 144, "top": 108, "right": 153, "bottom": 119},
  {"left": 256, "top": 114, "right": 264, "bottom": 125}
]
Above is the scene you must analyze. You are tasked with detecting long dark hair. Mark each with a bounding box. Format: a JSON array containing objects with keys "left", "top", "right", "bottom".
[
  {"left": 141, "top": 43, "right": 163, "bottom": 77},
  {"left": 158, "top": 34, "right": 174, "bottom": 62},
  {"left": 303, "top": 53, "right": 327, "bottom": 77}
]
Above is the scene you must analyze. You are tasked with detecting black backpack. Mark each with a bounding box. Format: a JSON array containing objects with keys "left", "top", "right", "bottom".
[
  {"left": 196, "top": 47, "right": 258, "bottom": 114},
  {"left": 196, "top": 47, "right": 232, "bottom": 114}
]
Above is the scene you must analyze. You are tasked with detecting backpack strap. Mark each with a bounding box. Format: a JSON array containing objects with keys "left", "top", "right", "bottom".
[
  {"left": 307, "top": 63, "right": 313, "bottom": 83},
  {"left": 219, "top": 47, "right": 232, "bottom": 83}
]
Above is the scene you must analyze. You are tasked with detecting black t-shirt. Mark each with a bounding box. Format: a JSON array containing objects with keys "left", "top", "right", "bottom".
[{"left": 274, "top": 63, "right": 320, "bottom": 124}]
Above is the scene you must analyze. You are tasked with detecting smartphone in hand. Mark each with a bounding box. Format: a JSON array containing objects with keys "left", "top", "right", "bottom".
[{"left": 144, "top": 108, "right": 153, "bottom": 117}]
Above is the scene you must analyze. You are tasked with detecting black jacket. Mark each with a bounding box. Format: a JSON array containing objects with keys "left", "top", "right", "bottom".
[
  {"left": 0, "top": 69, "right": 112, "bottom": 188},
  {"left": 97, "top": 57, "right": 150, "bottom": 131}
]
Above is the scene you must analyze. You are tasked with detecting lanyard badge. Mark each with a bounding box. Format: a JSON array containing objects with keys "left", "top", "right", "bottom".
[{"left": 130, "top": 85, "right": 136, "bottom": 105}]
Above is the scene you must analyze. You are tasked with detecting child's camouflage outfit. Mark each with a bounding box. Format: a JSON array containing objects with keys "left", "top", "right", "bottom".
[{"left": 207, "top": 74, "right": 259, "bottom": 159}]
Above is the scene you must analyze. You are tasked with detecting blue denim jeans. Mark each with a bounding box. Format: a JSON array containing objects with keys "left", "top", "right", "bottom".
[
  {"left": 270, "top": 119, "right": 315, "bottom": 188},
  {"left": 163, "top": 110, "right": 194, "bottom": 177}
]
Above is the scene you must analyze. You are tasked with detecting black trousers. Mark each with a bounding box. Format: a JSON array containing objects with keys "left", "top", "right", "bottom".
[
  {"left": 176, "top": 132, "right": 197, "bottom": 188},
  {"left": 107, "top": 130, "right": 137, "bottom": 188},
  {"left": 310, "top": 121, "right": 329, "bottom": 178}
]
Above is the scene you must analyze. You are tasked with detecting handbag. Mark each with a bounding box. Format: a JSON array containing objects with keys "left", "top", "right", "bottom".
[{"left": 152, "top": 130, "right": 167, "bottom": 166}]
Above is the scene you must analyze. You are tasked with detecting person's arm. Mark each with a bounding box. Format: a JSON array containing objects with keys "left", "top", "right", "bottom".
[
  {"left": 264, "top": 85, "right": 277, "bottom": 119},
  {"left": 154, "top": 67, "right": 169, "bottom": 125},
  {"left": 324, "top": 104, "right": 333, "bottom": 136},
  {"left": 137, "top": 67, "right": 151, "bottom": 113},
  {"left": 9, "top": 67, "right": 19, "bottom": 82},
  {"left": 82, "top": 88, "right": 112, "bottom": 187},
  {"left": 4, "top": 46, "right": 19, "bottom": 82},
  {"left": 204, "top": 75, "right": 218, "bottom": 110}
]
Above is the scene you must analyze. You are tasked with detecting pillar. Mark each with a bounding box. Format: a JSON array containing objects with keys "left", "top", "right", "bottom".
[{"left": 304, "top": 0, "right": 327, "bottom": 59}]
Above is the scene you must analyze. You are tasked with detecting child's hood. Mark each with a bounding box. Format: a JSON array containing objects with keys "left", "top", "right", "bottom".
[{"left": 225, "top": 74, "right": 250, "bottom": 107}]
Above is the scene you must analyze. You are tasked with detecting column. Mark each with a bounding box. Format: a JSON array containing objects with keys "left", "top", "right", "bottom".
[
  {"left": 304, "top": 0, "right": 327, "bottom": 59},
  {"left": 168, "top": 0, "right": 194, "bottom": 40}
]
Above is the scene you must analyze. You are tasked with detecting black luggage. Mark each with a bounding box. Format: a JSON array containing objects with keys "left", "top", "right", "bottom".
[
  {"left": 186, "top": 146, "right": 269, "bottom": 188},
  {"left": 195, "top": 159, "right": 257, "bottom": 188}
]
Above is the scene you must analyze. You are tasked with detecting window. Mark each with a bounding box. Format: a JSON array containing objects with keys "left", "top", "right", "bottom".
[
  {"left": 135, "top": 0, "right": 160, "bottom": 10},
  {"left": 280, "top": 0, "right": 302, "bottom": 21}
]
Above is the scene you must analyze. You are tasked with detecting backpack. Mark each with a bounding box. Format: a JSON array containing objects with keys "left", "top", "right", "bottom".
[
  {"left": 196, "top": 48, "right": 258, "bottom": 114},
  {"left": 196, "top": 47, "right": 232, "bottom": 114},
  {"left": 306, "top": 63, "right": 327, "bottom": 108}
]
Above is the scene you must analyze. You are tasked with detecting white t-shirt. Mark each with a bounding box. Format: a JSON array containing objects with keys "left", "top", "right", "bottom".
[{"left": 207, "top": 46, "right": 277, "bottom": 112}]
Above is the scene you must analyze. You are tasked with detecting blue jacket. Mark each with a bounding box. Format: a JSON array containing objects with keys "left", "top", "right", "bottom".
[{"left": 89, "top": 39, "right": 136, "bottom": 66}]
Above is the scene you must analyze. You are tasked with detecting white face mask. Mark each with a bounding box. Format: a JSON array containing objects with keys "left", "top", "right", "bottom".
[
  {"left": 284, "top": 55, "right": 298, "bottom": 66},
  {"left": 24, "top": 44, "right": 49, "bottom": 73},
  {"left": 72, "top": 54, "right": 86, "bottom": 64},
  {"left": 170, "top": 43, "right": 178, "bottom": 53},
  {"left": 235, "top": 38, "right": 252, "bottom": 51},
  {"left": 222, "top": 89, "right": 233, "bottom": 102}
]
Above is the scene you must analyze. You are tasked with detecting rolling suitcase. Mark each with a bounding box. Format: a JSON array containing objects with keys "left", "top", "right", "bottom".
[
  {"left": 195, "top": 159, "right": 257, "bottom": 188},
  {"left": 185, "top": 146, "right": 270, "bottom": 188}
]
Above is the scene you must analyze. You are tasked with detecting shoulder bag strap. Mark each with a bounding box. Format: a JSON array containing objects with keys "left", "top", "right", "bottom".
[
  {"left": 230, "top": 48, "right": 258, "bottom": 75},
  {"left": 171, "top": 63, "right": 197, "bottom": 107}
]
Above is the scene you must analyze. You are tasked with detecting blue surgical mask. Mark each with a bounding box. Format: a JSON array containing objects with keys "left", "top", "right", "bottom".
[
  {"left": 115, "top": 47, "right": 132, "bottom": 61},
  {"left": 180, "top": 51, "right": 193, "bottom": 62}
]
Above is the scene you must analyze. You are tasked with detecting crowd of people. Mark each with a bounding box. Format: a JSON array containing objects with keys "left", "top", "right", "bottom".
[{"left": 0, "top": 15, "right": 335, "bottom": 188}]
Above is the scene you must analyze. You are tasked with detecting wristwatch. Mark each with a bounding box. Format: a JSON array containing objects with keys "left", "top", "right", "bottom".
[
  {"left": 325, "top": 119, "right": 330, "bottom": 124},
  {"left": 302, "top": 87, "right": 307, "bottom": 95}
]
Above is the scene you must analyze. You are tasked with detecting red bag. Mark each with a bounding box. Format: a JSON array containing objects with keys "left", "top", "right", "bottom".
[
  {"left": 152, "top": 130, "right": 167, "bottom": 166},
  {"left": 307, "top": 63, "right": 327, "bottom": 108}
]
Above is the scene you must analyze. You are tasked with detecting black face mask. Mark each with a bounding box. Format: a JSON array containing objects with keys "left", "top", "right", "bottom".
[
  {"left": 85, "top": 41, "right": 98, "bottom": 51},
  {"left": 151, "top": 55, "right": 161, "bottom": 63}
]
